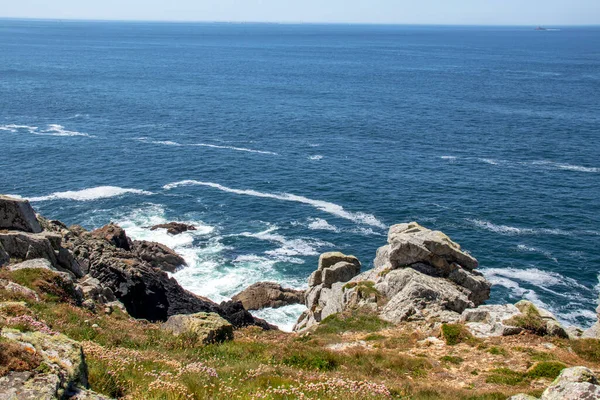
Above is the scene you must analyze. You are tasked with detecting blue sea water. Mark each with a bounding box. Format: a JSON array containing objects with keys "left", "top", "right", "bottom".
[{"left": 1, "top": 20, "right": 599, "bottom": 330}]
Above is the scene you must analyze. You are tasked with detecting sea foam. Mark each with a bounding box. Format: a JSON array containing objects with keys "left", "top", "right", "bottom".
[
  {"left": 24, "top": 186, "right": 153, "bottom": 202},
  {"left": 163, "top": 180, "right": 386, "bottom": 228},
  {"left": 468, "top": 219, "right": 571, "bottom": 236},
  {"left": 136, "top": 137, "right": 278, "bottom": 155},
  {"left": 0, "top": 123, "right": 92, "bottom": 137}
]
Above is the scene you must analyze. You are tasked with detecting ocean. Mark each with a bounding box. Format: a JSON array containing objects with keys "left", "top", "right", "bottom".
[{"left": 1, "top": 20, "right": 599, "bottom": 331}]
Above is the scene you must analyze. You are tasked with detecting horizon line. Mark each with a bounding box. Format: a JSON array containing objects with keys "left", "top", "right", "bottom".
[{"left": 1, "top": 16, "right": 598, "bottom": 27}]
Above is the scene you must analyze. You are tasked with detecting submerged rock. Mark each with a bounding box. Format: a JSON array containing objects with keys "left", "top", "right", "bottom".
[
  {"left": 162, "top": 312, "right": 234, "bottom": 344},
  {"left": 0, "top": 195, "right": 42, "bottom": 233},
  {"left": 232, "top": 282, "right": 304, "bottom": 310},
  {"left": 150, "top": 222, "right": 196, "bottom": 235},
  {"left": 295, "top": 222, "right": 491, "bottom": 331}
]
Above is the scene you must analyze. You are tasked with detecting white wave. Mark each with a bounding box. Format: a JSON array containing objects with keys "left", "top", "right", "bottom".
[
  {"left": 440, "top": 156, "right": 457, "bottom": 160},
  {"left": 532, "top": 160, "right": 598, "bottom": 173},
  {"left": 516, "top": 244, "right": 558, "bottom": 263},
  {"left": 0, "top": 123, "right": 91, "bottom": 137},
  {"left": 240, "top": 226, "right": 334, "bottom": 257},
  {"left": 483, "top": 267, "right": 588, "bottom": 291},
  {"left": 136, "top": 137, "right": 278, "bottom": 155},
  {"left": 468, "top": 219, "right": 571, "bottom": 236},
  {"left": 308, "top": 155, "right": 323, "bottom": 160},
  {"left": 163, "top": 180, "right": 386, "bottom": 228},
  {"left": 250, "top": 304, "right": 307, "bottom": 332},
  {"left": 24, "top": 186, "right": 153, "bottom": 202},
  {"left": 307, "top": 218, "right": 339, "bottom": 232},
  {"left": 479, "top": 158, "right": 499, "bottom": 165}
]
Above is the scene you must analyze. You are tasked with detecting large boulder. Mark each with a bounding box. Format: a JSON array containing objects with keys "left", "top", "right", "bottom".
[
  {"left": 0, "top": 195, "right": 42, "bottom": 233},
  {"left": 162, "top": 312, "right": 234, "bottom": 344},
  {"left": 0, "top": 328, "right": 90, "bottom": 399},
  {"left": 512, "top": 367, "right": 600, "bottom": 400},
  {"left": 295, "top": 222, "right": 491, "bottom": 331},
  {"left": 150, "top": 222, "right": 196, "bottom": 235},
  {"left": 131, "top": 240, "right": 187, "bottom": 272},
  {"left": 232, "top": 282, "right": 304, "bottom": 310},
  {"left": 0, "top": 231, "right": 58, "bottom": 266},
  {"left": 90, "top": 223, "right": 131, "bottom": 251},
  {"left": 0, "top": 242, "right": 10, "bottom": 267}
]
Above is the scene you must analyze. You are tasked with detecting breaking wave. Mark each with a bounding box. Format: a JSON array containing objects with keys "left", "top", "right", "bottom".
[
  {"left": 0, "top": 123, "right": 92, "bottom": 137},
  {"left": 251, "top": 304, "right": 307, "bottom": 332},
  {"left": 163, "top": 180, "right": 386, "bottom": 228},
  {"left": 23, "top": 186, "right": 153, "bottom": 202}
]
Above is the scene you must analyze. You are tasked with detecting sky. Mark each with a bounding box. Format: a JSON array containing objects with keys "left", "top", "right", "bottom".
[{"left": 1, "top": 0, "right": 599, "bottom": 25}]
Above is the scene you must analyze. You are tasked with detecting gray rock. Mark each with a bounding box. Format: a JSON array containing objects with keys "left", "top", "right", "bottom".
[
  {"left": 131, "top": 240, "right": 187, "bottom": 272},
  {"left": 0, "top": 329, "right": 89, "bottom": 399},
  {"left": 0, "top": 231, "right": 58, "bottom": 266},
  {"left": 461, "top": 304, "right": 523, "bottom": 337},
  {"left": 294, "top": 223, "right": 490, "bottom": 331},
  {"left": 162, "top": 312, "right": 234, "bottom": 344},
  {"left": 508, "top": 395, "right": 538, "bottom": 400},
  {"left": 540, "top": 366, "right": 600, "bottom": 400},
  {"left": 150, "top": 222, "right": 196, "bottom": 235},
  {"left": 0, "top": 195, "right": 42, "bottom": 233},
  {"left": 515, "top": 300, "right": 569, "bottom": 339},
  {"left": 231, "top": 281, "right": 304, "bottom": 310},
  {"left": 322, "top": 261, "right": 360, "bottom": 288},
  {"left": 0, "top": 241, "right": 10, "bottom": 266},
  {"left": 318, "top": 252, "right": 360, "bottom": 271},
  {"left": 7, "top": 258, "right": 55, "bottom": 271},
  {"left": 0, "top": 279, "right": 39, "bottom": 301}
]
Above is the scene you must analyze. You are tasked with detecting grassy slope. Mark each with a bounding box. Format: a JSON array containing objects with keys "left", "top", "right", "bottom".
[{"left": 1, "top": 268, "right": 600, "bottom": 400}]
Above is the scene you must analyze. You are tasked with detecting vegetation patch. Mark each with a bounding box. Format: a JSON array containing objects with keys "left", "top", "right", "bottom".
[
  {"left": 0, "top": 268, "right": 78, "bottom": 304},
  {"left": 487, "top": 346, "right": 508, "bottom": 356},
  {"left": 441, "top": 324, "right": 477, "bottom": 346},
  {"left": 505, "top": 303, "right": 547, "bottom": 336},
  {"left": 0, "top": 336, "right": 42, "bottom": 377},
  {"left": 282, "top": 351, "right": 338, "bottom": 371},
  {"left": 571, "top": 339, "right": 600, "bottom": 362},
  {"left": 440, "top": 355, "right": 464, "bottom": 365},
  {"left": 315, "top": 310, "right": 390, "bottom": 334},
  {"left": 526, "top": 361, "right": 567, "bottom": 379},
  {"left": 485, "top": 368, "right": 526, "bottom": 386}
]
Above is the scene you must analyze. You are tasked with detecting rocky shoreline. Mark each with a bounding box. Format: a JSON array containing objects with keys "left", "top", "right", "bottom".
[{"left": 1, "top": 194, "right": 600, "bottom": 399}]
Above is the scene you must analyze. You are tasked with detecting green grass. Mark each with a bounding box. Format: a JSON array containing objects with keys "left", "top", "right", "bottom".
[
  {"left": 282, "top": 351, "right": 338, "bottom": 371},
  {"left": 485, "top": 368, "right": 526, "bottom": 386},
  {"left": 441, "top": 324, "right": 476, "bottom": 346},
  {"left": 315, "top": 310, "right": 390, "bottom": 334},
  {"left": 527, "top": 362, "right": 567, "bottom": 379},
  {"left": 440, "top": 355, "right": 464, "bottom": 365},
  {"left": 487, "top": 346, "right": 508, "bottom": 356}
]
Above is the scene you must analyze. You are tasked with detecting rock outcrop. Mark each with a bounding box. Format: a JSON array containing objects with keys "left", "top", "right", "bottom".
[
  {"left": 0, "top": 195, "right": 270, "bottom": 330},
  {"left": 232, "top": 282, "right": 304, "bottom": 310},
  {"left": 0, "top": 195, "right": 42, "bottom": 233},
  {"left": 294, "top": 222, "right": 491, "bottom": 331},
  {"left": 131, "top": 240, "right": 187, "bottom": 272},
  {"left": 510, "top": 366, "right": 600, "bottom": 400},
  {"left": 461, "top": 301, "right": 568, "bottom": 338},
  {"left": 162, "top": 312, "right": 234, "bottom": 344},
  {"left": 150, "top": 222, "right": 196, "bottom": 235},
  {"left": 0, "top": 328, "right": 110, "bottom": 399}
]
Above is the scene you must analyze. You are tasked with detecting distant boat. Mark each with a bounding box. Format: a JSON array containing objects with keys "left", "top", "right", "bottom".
[{"left": 535, "top": 26, "right": 548, "bottom": 31}]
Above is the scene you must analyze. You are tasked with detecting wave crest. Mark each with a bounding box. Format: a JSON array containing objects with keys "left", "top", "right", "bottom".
[{"left": 23, "top": 186, "right": 153, "bottom": 202}]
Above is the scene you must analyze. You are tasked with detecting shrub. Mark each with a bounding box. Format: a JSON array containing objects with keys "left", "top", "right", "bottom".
[
  {"left": 441, "top": 324, "right": 475, "bottom": 346},
  {"left": 487, "top": 346, "right": 508, "bottom": 356},
  {"left": 0, "top": 337, "right": 42, "bottom": 376},
  {"left": 505, "top": 303, "right": 547, "bottom": 335},
  {"left": 526, "top": 361, "right": 566, "bottom": 379},
  {"left": 282, "top": 352, "right": 338, "bottom": 371}
]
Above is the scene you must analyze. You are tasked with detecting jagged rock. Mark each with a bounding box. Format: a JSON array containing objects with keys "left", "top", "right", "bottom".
[
  {"left": 0, "top": 231, "right": 58, "bottom": 266},
  {"left": 508, "top": 395, "right": 538, "bottom": 400},
  {"left": 375, "top": 222, "right": 478, "bottom": 271},
  {"left": 90, "top": 223, "right": 131, "bottom": 251},
  {"left": 131, "top": 240, "right": 187, "bottom": 272},
  {"left": 515, "top": 300, "right": 569, "bottom": 339},
  {"left": 0, "top": 279, "right": 39, "bottom": 301},
  {"left": 319, "top": 252, "right": 360, "bottom": 271},
  {"left": 0, "top": 195, "right": 42, "bottom": 233},
  {"left": 461, "top": 304, "right": 523, "bottom": 337},
  {"left": 162, "top": 312, "right": 234, "bottom": 344},
  {"left": 0, "top": 241, "right": 9, "bottom": 266},
  {"left": 232, "top": 282, "right": 304, "bottom": 310},
  {"left": 583, "top": 300, "right": 600, "bottom": 339},
  {"left": 150, "top": 222, "right": 196, "bottom": 235},
  {"left": 540, "top": 366, "right": 600, "bottom": 399},
  {"left": 295, "top": 223, "right": 490, "bottom": 331},
  {"left": 0, "top": 329, "right": 89, "bottom": 399},
  {"left": 76, "top": 275, "right": 117, "bottom": 305},
  {"left": 6, "top": 258, "right": 55, "bottom": 271}
]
